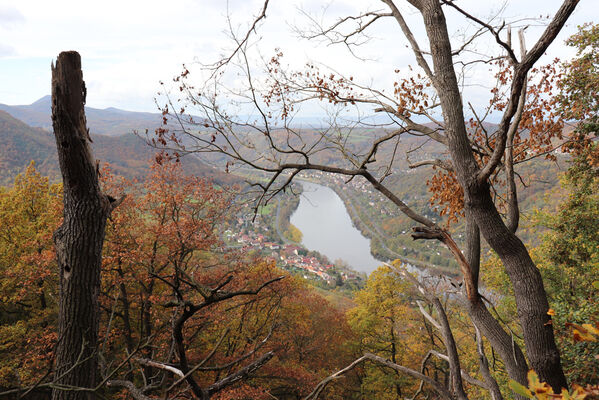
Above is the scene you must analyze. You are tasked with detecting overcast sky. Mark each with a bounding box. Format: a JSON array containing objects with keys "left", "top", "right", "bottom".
[{"left": 0, "top": 0, "right": 597, "bottom": 115}]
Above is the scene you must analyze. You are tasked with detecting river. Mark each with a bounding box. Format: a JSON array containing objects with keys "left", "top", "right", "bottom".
[{"left": 289, "top": 181, "right": 384, "bottom": 274}]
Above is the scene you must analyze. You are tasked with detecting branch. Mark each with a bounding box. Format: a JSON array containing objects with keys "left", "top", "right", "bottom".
[
  {"left": 134, "top": 358, "right": 184, "bottom": 378},
  {"left": 520, "top": 0, "right": 580, "bottom": 71},
  {"left": 416, "top": 301, "right": 442, "bottom": 331},
  {"left": 303, "top": 353, "right": 454, "bottom": 400},
  {"left": 380, "top": 0, "right": 435, "bottom": 81},
  {"left": 297, "top": 9, "right": 393, "bottom": 56},
  {"left": 420, "top": 296, "right": 468, "bottom": 400},
  {"left": 358, "top": 127, "right": 408, "bottom": 170},
  {"left": 373, "top": 105, "right": 447, "bottom": 145},
  {"left": 172, "top": 275, "right": 283, "bottom": 396},
  {"left": 428, "top": 350, "right": 488, "bottom": 390},
  {"left": 409, "top": 228, "right": 478, "bottom": 302},
  {"left": 411, "top": 351, "right": 433, "bottom": 400},
  {"left": 474, "top": 325, "right": 504, "bottom": 400},
  {"left": 166, "top": 328, "right": 230, "bottom": 392},
  {"left": 441, "top": 1, "right": 518, "bottom": 63},
  {"left": 106, "top": 194, "right": 127, "bottom": 214},
  {"left": 362, "top": 171, "right": 436, "bottom": 228},
  {"left": 106, "top": 380, "right": 152, "bottom": 400},
  {"left": 408, "top": 159, "right": 453, "bottom": 171},
  {"left": 206, "top": 351, "right": 274, "bottom": 396},
  {"left": 402, "top": 265, "right": 501, "bottom": 399},
  {"left": 210, "top": 0, "right": 270, "bottom": 72},
  {"left": 478, "top": 0, "right": 580, "bottom": 183},
  {"left": 505, "top": 30, "right": 527, "bottom": 234}
]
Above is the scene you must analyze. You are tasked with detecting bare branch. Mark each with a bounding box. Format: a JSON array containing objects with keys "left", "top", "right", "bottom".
[
  {"left": 428, "top": 350, "right": 488, "bottom": 390},
  {"left": 409, "top": 228, "right": 478, "bottom": 302},
  {"left": 474, "top": 326, "right": 504, "bottom": 400},
  {"left": 134, "top": 358, "right": 184, "bottom": 378},
  {"left": 373, "top": 105, "right": 447, "bottom": 145},
  {"left": 210, "top": 0, "right": 270, "bottom": 72},
  {"left": 296, "top": 9, "right": 393, "bottom": 56},
  {"left": 106, "top": 380, "right": 152, "bottom": 400},
  {"left": 408, "top": 158, "right": 453, "bottom": 171},
  {"left": 380, "top": 0, "right": 436, "bottom": 81},
  {"left": 166, "top": 328, "right": 230, "bottom": 392},
  {"left": 416, "top": 300, "right": 442, "bottom": 331},
  {"left": 520, "top": 0, "right": 580, "bottom": 70},
  {"left": 303, "top": 353, "right": 453, "bottom": 400},
  {"left": 206, "top": 351, "right": 275, "bottom": 396},
  {"left": 505, "top": 30, "right": 527, "bottom": 233},
  {"left": 441, "top": 1, "right": 518, "bottom": 63}
]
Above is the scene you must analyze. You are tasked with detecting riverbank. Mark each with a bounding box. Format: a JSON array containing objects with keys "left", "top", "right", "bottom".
[
  {"left": 301, "top": 178, "right": 458, "bottom": 277},
  {"left": 275, "top": 186, "right": 302, "bottom": 244}
]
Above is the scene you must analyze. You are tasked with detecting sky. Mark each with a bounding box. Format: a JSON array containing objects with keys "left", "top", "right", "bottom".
[{"left": 0, "top": 0, "right": 597, "bottom": 115}]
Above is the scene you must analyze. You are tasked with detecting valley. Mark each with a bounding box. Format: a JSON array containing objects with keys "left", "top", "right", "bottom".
[{"left": 0, "top": 96, "right": 567, "bottom": 279}]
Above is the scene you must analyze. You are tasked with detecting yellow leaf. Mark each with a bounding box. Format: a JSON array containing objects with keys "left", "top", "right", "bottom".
[
  {"left": 527, "top": 370, "right": 554, "bottom": 399},
  {"left": 581, "top": 323, "right": 599, "bottom": 336},
  {"left": 509, "top": 379, "right": 534, "bottom": 399}
]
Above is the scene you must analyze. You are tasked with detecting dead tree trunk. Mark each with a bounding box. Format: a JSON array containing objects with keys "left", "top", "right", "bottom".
[{"left": 51, "top": 51, "right": 111, "bottom": 400}]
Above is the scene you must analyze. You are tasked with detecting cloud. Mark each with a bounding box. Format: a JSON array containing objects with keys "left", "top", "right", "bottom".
[
  {"left": 0, "top": 43, "right": 16, "bottom": 57},
  {"left": 0, "top": 0, "right": 597, "bottom": 113},
  {"left": 0, "top": 5, "right": 25, "bottom": 29}
]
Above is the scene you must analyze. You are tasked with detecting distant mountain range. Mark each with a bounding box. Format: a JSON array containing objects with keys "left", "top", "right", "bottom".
[
  {"left": 0, "top": 96, "right": 164, "bottom": 137},
  {"left": 0, "top": 95, "right": 436, "bottom": 132},
  {"left": 0, "top": 103, "right": 237, "bottom": 185}
]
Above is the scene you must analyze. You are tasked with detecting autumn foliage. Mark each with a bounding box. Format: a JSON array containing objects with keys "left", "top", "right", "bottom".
[
  {"left": 0, "top": 162, "right": 61, "bottom": 386},
  {"left": 0, "top": 161, "right": 359, "bottom": 399}
]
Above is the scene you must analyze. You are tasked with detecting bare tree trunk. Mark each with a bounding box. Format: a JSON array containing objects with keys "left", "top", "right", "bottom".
[{"left": 51, "top": 51, "right": 111, "bottom": 400}]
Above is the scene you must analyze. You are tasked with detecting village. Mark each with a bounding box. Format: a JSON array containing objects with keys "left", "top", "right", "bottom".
[{"left": 223, "top": 205, "right": 363, "bottom": 288}]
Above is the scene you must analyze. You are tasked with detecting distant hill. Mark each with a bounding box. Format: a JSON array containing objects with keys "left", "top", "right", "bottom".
[
  {"left": 0, "top": 110, "right": 238, "bottom": 186},
  {"left": 0, "top": 96, "right": 164, "bottom": 137},
  {"left": 0, "top": 110, "right": 57, "bottom": 182}
]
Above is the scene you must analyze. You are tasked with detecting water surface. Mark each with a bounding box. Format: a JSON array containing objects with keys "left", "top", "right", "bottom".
[{"left": 290, "top": 181, "right": 383, "bottom": 274}]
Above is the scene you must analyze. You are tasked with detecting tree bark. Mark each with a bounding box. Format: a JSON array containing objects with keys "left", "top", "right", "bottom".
[
  {"left": 418, "top": 0, "right": 567, "bottom": 391},
  {"left": 463, "top": 208, "right": 529, "bottom": 387},
  {"left": 51, "top": 51, "right": 111, "bottom": 400}
]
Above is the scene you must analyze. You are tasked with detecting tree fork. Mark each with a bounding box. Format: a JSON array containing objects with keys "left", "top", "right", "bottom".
[
  {"left": 51, "top": 51, "right": 116, "bottom": 400},
  {"left": 418, "top": 0, "right": 569, "bottom": 391}
]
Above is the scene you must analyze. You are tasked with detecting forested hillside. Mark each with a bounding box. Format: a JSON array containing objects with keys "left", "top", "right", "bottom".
[
  {"left": 0, "top": 110, "right": 237, "bottom": 185},
  {"left": 0, "top": 96, "right": 163, "bottom": 136}
]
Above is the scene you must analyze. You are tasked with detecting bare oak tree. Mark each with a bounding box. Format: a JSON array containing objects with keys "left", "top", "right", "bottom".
[{"left": 153, "top": 0, "right": 581, "bottom": 396}]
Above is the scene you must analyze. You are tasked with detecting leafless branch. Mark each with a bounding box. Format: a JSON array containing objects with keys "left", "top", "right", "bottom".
[
  {"left": 474, "top": 325, "right": 504, "bottom": 400},
  {"left": 441, "top": 1, "right": 518, "bottom": 63},
  {"left": 428, "top": 350, "right": 488, "bottom": 390},
  {"left": 206, "top": 351, "right": 275, "bottom": 396},
  {"left": 505, "top": 30, "right": 528, "bottom": 233},
  {"left": 209, "top": 0, "right": 270, "bottom": 73},
  {"left": 303, "top": 353, "right": 453, "bottom": 400},
  {"left": 134, "top": 358, "right": 184, "bottom": 378},
  {"left": 380, "top": 0, "right": 435, "bottom": 81},
  {"left": 295, "top": 8, "right": 392, "bottom": 58},
  {"left": 106, "top": 380, "right": 152, "bottom": 400},
  {"left": 408, "top": 158, "right": 453, "bottom": 171}
]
